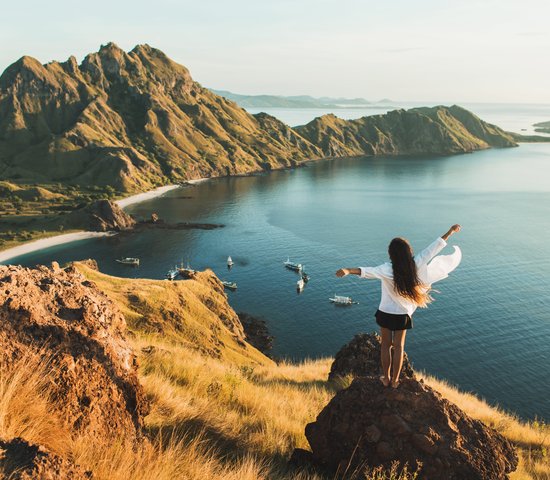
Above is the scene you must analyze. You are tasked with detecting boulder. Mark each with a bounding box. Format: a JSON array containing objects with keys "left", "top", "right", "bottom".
[
  {"left": 0, "top": 437, "right": 91, "bottom": 479},
  {"left": 69, "top": 200, "right": 135, "bottom": 231},
  {"left": 0, "top": 264, "right": 148, "bottom": 443},
  {"left": 328, "top": 332, "right": 414, "bottom": 382},
  {"left": 304, "top": 376, "right": 518, "bottom": 479}
]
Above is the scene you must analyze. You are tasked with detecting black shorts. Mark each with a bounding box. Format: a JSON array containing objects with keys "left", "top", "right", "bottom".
[{"left": 375, "top": 309, "right": 413, "bottom": 331}]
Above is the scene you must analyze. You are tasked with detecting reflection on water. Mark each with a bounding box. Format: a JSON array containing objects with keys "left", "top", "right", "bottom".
[{"left": 5, "top": 143, "right": 550, "bottom": 422}]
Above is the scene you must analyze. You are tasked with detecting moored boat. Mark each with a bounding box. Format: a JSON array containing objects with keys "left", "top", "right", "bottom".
[
  {"left": 227, "top": 256, "right": 234, "bottom": 267},
  {"left": 221, "top": 280, "right": 237, "bottom": 290},
  {"left": 284, "top": 258, "right": 302, "bottom": 271},
  {"left": 178, "top": 261, "right": 197, "bottom": 278},
  {"left": 297, "top": 278, "right": 305, "bottom": 292},
  {"left": 329, "top": 295, "right": 357, "bottom": 305},
  {"left": 116, "top": 257, "right": 140, "bottom": 266}
]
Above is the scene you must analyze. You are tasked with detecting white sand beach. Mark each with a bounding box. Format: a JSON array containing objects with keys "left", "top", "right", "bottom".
[
  {"left": 115, "top": 184, "right": 182, "bottom": 209},
  {"left": 0, "top": 232, "right": 114, "bottom": 264}
]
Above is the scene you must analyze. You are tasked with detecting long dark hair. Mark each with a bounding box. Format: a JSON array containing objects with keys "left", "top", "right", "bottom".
[{"left": 388, "top": 237, "right": 432, "bottom": 307}]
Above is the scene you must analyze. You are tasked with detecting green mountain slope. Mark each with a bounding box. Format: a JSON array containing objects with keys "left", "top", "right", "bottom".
[{"left": 0, "top": 43, "right": 321, "bottom": 192}]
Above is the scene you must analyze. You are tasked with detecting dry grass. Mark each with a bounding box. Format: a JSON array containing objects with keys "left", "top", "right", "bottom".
[{"left": 1, "top": 265, "right": 547, "bottom": 479}]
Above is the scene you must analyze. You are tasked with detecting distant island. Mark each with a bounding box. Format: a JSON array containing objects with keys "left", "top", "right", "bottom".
[
  {"left": 0, "top": 42, "right": 547, "bottom": 249},
  {"left": 211, "top": 89, "right": 393, "bottom": 109},
  {"left": 534, "top": 120, "right": 550, "bottom": 134}
]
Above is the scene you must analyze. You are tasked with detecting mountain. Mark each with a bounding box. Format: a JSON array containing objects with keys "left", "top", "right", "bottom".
[
  {"left": 211, "top": 90, "right": 374, "bottom": 108},
  {"left": 0, "top": 43, "right": 321, "bottom": 192},
  {"left": 295, "top": 105, "right": 518, "bottom": 157},
  {"left": 534, "top": 120, "right": 550, "bottom": 134},
  {"left": 0, "top": 43, "right": 533, "bottom": 198}
]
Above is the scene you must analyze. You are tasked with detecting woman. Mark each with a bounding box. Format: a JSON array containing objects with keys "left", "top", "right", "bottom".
[{"left": 335, "top": 224, "right": 462, "bottom": 388}]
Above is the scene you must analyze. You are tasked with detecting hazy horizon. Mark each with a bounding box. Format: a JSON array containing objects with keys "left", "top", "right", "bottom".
[{"left": 1, "top": 0, "right": 549, "bottom": 104}]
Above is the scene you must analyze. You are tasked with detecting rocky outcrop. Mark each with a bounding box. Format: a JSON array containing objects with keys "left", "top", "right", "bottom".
[
  {"left": 0, "top": 438, "right": 91, "bottom": 480},
  {"left": 67, "top": 199, "right": 136, "bottom": 231},
  {"left": 328, "top": 332, "right": 414, "bottom": 382},
  {"left": 237, "top": 312, "right": 274, "bottom": 356},
  {"left": 0, "top": 263, "right": 149, "bottom": 442},
  {"left": 298, "top": 337, "right": 519, "bottom": 479}
]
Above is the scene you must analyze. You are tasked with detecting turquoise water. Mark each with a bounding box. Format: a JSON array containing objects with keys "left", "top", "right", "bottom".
[{"left": 5, "top": 143, "right": 550, "bottom": 421}]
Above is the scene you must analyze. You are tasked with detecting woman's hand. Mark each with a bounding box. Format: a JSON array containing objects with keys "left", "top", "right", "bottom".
[
  {"left": 442, "top": 224, "right": 461, "bottom": 241},
  {"left": 336, "top": 268, "right": 349, "bottom": 278}
]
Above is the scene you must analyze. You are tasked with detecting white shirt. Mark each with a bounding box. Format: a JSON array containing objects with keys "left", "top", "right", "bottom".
[{"left": 359, "top": 237, "right": 462, "bottom": 316}]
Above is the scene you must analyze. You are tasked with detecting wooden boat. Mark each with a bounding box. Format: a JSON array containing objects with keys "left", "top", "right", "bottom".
[
  {"left": 329, "top": 295, "right": 358, "bottom": 305},
  {"left": 297, "top": 278, "right": 305, "bottom": 292},
  {"left": 178, "top": 261, "right": 197, "bottom": 278},
  {"left": 284, "top": 258, "right": 302, "bottom": 271},
  {"left": 227, "top": 256, "right": 234, "bottom": 267},
  {"left": 166, "top": 267, "right": 179, "bottom": 280},
  {"left": 116, "top": 257, "right": 140, "bottom": 266},
  {"left": 221, "top": 280, "right": 237, "bottom": 291}
]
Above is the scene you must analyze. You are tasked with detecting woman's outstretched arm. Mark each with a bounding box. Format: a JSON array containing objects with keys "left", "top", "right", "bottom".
[{"left": 335, "top": 268, "right": 361, "bottom": 277}]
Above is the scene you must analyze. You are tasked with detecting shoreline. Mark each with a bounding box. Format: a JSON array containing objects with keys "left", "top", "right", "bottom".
[
  {"left": 0, "top": 232, "right": 114, "bottom": 264},
  {"left": 115, "top": 184, "right": 182, "bottom": 209},
  {"left": 0, "top": 179, "right": 212, "bottom": 263}
]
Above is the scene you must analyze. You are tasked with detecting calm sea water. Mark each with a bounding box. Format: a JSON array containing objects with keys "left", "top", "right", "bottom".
[{"left": 4, "top": 122, "right": 550, "bottom": 422}]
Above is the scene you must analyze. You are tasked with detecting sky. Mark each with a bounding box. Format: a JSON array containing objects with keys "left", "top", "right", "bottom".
[{"left": 1, "top": 0, "right": 549, "bottom": 103}]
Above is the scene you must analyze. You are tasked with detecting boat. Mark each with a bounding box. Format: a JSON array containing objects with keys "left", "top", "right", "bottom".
[
  {"left": 227, "top": 256, "right": 234, "bottom": 267},
  {"left": 221, "top": 280, "right": 237, "bottom": 290},
  {"left": 284, "top": 258, "right": 303, "bottom": 271},
  {"left": 301, "top": 272, "right": 310, "bottom": 282},
  {"left": 296, "top": 278, "right": 305, "bottom": 292},
  {"left": 329, "top": 295, "right": 358, "bottom": 305},
  {"left": 178, "top": 261, "right": 197, "bottom": 278},
  {"left": 116, "top": 257, "right": 140, "bottom": 266},
  {"left": 166, "top": 267, "right": 179, "bottom": 280}
]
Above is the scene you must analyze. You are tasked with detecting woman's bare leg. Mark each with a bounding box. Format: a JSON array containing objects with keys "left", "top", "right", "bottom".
[
  {"left": 380, "top": 327, "right": 392, "bottom": 386},
  {"left": 390, "top": 329, "right": 407, "bottom": 387}
]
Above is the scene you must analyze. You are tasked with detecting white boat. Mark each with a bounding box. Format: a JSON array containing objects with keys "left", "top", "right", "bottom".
[
  {"left": 227, "top": 256, "right": 234, "bottom": 267},
  {"left": 297, "top": 278, "right": 305, "bottom": 292},
  {"left": 221, "top": 280, "right": 237, "bottom": 290},
  {"left": 116, "top": 257, "right": 140, "bottom": 266},
  {"left": 329, "top": 295, "right": 358, "bottom": 305},
  {"left": 166, "top": 267, "right": 179, "bottom": 280},
  {"left": 284, "top": 258, "right": 303, "bottom": 271}
]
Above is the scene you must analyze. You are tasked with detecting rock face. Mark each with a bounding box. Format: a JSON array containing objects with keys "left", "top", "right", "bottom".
[
  {"left": 304, "top": 378, "right": 518, "bottom": 479},
  {"left": 69, "top": 199, "right": 136, "bottom": 231},
  {"left": 0, "top": 438, "right": 91, "bottom": 480},
  {"left": 237, "top": 312, "right": 274, "bottom": 356},
  {"left": 0, "top": 263, "right": 148, "bottom": 442},
  {"left": 328, "top": 332, "right": 414, "bottom": 382}
]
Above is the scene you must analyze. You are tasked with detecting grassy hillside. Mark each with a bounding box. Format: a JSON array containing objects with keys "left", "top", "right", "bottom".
[{"left": 2, "top": 264, "right": 546, "bottom": 479}]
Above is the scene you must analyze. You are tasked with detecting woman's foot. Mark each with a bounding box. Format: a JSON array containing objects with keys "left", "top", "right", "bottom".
[
  {"left": 379, "top": 375, "right": 390, "bottom": 387},
  {"left": 390, "top": 379, "right": 400, "bottom": 389}
]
